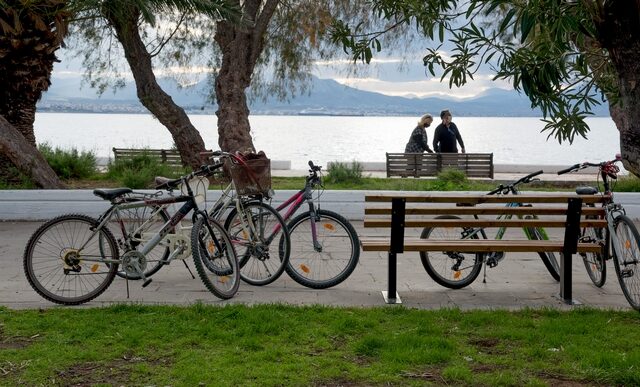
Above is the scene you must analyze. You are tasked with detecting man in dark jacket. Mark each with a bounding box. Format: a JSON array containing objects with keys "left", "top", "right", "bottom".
[{"left": 433, "top": 109, "right": 466, "bottom": 153}]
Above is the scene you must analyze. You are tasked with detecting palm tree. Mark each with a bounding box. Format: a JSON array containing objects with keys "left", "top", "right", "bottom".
[{"left": 0, "top": 0, "right": 69, "bottom": 188}]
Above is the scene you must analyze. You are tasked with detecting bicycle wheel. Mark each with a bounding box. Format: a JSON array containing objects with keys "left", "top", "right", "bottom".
[
  {"left": 224, "top": 201, "right": 291, "bottom": 286},
  {"left": 284, "top": 209, "right": 360, "bottom": 289},
  {"left": 109, "top": 204, "right": 170, "bottom": 280},
  {"left": 579, "top": 225, "right": 607, "bottom": 287},
  {"left": 525, "top": 227, "right": 561, "bottom": 282},
  {"left": 191, "top": 216, "right": 240, "bottom": 299},
  {"left": 419, "top": 215, "right": 483, "bottom": 289},
  {"left": 612, "top": 215, "right": 640, "bottom": 310},
  {"left": 23, "top": 214, "right": 119, "bottom": 305}
]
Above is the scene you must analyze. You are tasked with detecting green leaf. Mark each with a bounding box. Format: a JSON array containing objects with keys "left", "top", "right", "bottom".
[
  {"left": 499, "top": 8, "right": 516, "bottom": 34},
  {"left": 520, "top": 13, "right": 535, "bottom": 43}
]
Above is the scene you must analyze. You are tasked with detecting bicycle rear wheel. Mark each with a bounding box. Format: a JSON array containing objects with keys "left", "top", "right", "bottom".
[
  {"left": 224, "top": 201, "right": 290, "bottom": 286},
  {"left": 23, "top": 214, "right": 119, "bottom": 305},
  {"left": 612, "top": 215, "right": 640, "bottom": 310},
  {"left": 191, "top": 216, "right": 240, "bottom": 299},
  {"left": 419, "top": 215, "right": 483, "bottom": 289},
  {"left": 525, "top": 227, "right": 560, "bottom": 282},
  {"left": 284, "top": 209, "right": 360, "bottom": 289},
  {"left": 579, "top": 225, "right": 607, "bottom": 287}
]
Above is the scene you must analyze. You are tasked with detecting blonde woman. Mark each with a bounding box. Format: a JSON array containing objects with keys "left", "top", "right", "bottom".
[{"left": 405, "top": 113, "right": 434, "bottom": 153}]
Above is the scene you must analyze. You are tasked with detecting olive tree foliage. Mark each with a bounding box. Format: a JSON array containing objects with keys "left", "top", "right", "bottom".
[
  {"left": 332, "top": 0, "right": 640, "bottom": 175},
  {"left": 65, "top": 0, "right": 415, "bottom": 153},
  {"left": 63, "top": 0, "right": 239, "bottom": 168}
]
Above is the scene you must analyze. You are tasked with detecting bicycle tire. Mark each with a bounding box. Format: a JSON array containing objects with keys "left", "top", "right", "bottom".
[
  {"left": 284, "top": 209, "right": 360, "bottom": 289},
  {"left": 23, "top": 214, "right": 119, "bottom": 305},
  {"left": 525, "top": 227, "right": 561, "bottom": 282},
  {"left": 612, "top": 215, "right": 640, "bottom": 310},
  {"left": 579, "top": 224, "right": 607, "bottom": 288},
  {"left": 419, "top": 215, "right": 483, "bottom": 289},
  {"left": 191, "top": 216, "right": 240, "bottom": 299},
  {"left": 224, "top": 201, "right": 291, "bottom": 286},
  {"left": 110, "top": 204, "right": 171, "bottom": 280}
]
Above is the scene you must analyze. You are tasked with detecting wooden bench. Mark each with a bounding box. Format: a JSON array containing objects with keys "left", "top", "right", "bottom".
[
  {"left": 112, "top": 148, "right": 183, "bottom": 168},
  {"left": 386, "top": 152, "right": 494, "bottom": 178},
  {"left": 360, "top": 193, "right": 607, "bottom": 304}
]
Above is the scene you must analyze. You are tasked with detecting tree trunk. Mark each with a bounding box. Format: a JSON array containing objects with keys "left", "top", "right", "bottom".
[
  {"left": 596, "top": 2, "right": 640, "bottom": 176},
  {"left": 213, "top": 0, "right": 279, "bottom": 153},
  {"left": 0, "top": 116, "right": 64, "bottom": 188},
  {"left": 105, "top": 5, "right": 207, "bottom": 169},
  {"left": 214, "top": 20, "right": 256, "bottom": 153}
]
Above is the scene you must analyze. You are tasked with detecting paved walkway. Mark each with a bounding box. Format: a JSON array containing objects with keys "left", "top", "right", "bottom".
[{"left": 0, "top": 221, "right": 631, "bottom": 311}]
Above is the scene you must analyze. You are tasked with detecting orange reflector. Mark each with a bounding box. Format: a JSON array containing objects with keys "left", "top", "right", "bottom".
[
  {"left": 242, "top": 231, "right": 249, "bottom": 239},
  {"left": 323, "top": 223, "right": 335, "bottom": 231},
  {"left": 219, "top": 276, "right": 229, "bottom": 284},
  {"left": 300, "top": 264, "right": 310, "bottom": 274},
  {"left": 91, "top": 264, "right": 99, "bottom": 273},
  {"left": 207, "top": 240, "right": 216, "bottom": 254},
  {"left": 625, "top": 239, "right": 631, "bottom": 249},
  {"left": 453, "top": 271, "right": 461, "bottom": 279}
]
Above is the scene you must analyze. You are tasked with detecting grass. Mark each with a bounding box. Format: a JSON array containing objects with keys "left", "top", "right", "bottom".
[{"left": 0, "top": 305, "right": 638, "bottom": 385}]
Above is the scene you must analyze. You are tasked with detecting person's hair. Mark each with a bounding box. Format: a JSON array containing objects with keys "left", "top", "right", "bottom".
[
  {"left": 418, "top": 113, "right": 433, "bottom": 127},
  {"left": 440, "top": 109, "right": 452, "bottom": 119}
]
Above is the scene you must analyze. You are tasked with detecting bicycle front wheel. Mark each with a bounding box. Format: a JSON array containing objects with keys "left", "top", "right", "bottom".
[
  {"left": 579, "top": 225, "right": 607, "bottom": 287},
  {"left": 525, "top": 227, "right": 561, "bottom": 282},
  {"left": 23, "top": 214, "right": 119, "bottom": 305},
  {"left": 285, "top": 209, "right": 360, "bottom": 289},
  {"left": 191, "top": 216, "right": 240, "bottom": 299},
  {"left": 613, "top": 215, "right": 640, "bottom": 310},
  {"left": 224, "top": 201, "right": 291, "bottom": 286},
  {"left": 420, "top": 216, "right": 483, "bottom": 289}
]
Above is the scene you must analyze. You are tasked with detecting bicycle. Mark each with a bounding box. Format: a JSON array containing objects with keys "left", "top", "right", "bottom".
[
  {"left": 273, "top": 161, "right": 360, "bottom": 289},
  {"left": 420, "top": 170, "right": 561, "bottom": 289},
  {"left": 206, "top": 151, "right": 291, "bottom": 286},
  {"left": 23, "top": 164, "right": 240, "bottom": 305},
  {"left": 557, "top": 155, "right": 640, "bottom": 310}
]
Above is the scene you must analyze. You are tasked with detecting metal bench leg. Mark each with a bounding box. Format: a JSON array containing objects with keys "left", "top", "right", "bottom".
[
  {"left": 382, "top": 252, "right": 402, "bottom": 304},
  {"left": 557, "top": 197, "right": 583, "bottom": 305},
  {"left": 559, "top": 252, "right": 580, "bottom": 305}
]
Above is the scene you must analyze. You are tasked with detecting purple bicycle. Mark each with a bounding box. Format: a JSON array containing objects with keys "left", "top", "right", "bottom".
[{"left": 276, "top": 161, "right": 360, "bottom": 289}]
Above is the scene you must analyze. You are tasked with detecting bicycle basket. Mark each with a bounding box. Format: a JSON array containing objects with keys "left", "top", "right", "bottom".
[
  {"left": 228, "top": 157, "right": 272, "bottom": 196},
  {"left": 180, "top": 176, "right": 209, "bottom": 204}
]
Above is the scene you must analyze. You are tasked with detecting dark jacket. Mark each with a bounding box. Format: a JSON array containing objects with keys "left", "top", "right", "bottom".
[
  {"left": 433, "top": 122, "right": 465, "bottom": 153},
  {"left": 405, "top": 126, "right": 433, "bottom": 153}
]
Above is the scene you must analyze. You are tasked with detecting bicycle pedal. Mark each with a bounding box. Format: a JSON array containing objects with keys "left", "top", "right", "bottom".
[
  {"left": 486, "top": 259, "right": 498, "bottom": 268},
  {"left": 142, "top": 278, "right": 153, "bottom": 288},
  {"left": 621, "top": 269, "right": 634, "bottom": 278}
]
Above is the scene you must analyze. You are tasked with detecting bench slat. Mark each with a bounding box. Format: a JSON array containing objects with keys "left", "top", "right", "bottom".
[
  {"left": 365, "top": 194, "right": 607, "bottom": 204},
  {"left": 365, "top": 206, "right": 605, "bottom": 216},
  {"left": 360, "top": 237, "right": 602, "bottom": 253},
  {"left": 364, "top": 218, "right": 608, "bottom": 228}
]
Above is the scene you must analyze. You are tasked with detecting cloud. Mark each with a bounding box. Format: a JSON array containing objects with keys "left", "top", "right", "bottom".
[{"left": 331, "top": 75, "right": 513, "bottom": 98}]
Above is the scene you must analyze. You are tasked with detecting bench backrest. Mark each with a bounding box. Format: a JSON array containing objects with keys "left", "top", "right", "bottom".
[
  {"left": 112, "top": 148, "right": 183, "bottom": 167},
  {"left": 363, "top": 193, "right": 607, "bottom": 253},
  {"left": 386, "top": 153, "right": 494, "bottom": 178}
]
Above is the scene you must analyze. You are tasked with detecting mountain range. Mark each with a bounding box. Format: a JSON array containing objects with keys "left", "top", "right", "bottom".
[{"left": 38, "top": 74, "right": 610, "bottom": 117}]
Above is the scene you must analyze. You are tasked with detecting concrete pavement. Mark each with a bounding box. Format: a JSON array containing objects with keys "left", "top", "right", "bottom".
[{"left": 0, "top": 220, "right": 632, "bottom": 311}]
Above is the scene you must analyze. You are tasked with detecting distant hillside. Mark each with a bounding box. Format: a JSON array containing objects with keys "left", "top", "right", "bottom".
[{"left": 38, "top": 74, "right": 610, "bottom": 117}]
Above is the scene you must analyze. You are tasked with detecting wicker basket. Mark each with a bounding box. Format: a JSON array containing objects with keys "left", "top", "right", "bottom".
[{"left": 228, "top": 157, "right": 272, "bottom": 196}]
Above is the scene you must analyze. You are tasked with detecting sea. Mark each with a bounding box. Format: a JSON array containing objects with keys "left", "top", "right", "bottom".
[{"left": 33, "top": 113, "right": 621, "bottom": 171}]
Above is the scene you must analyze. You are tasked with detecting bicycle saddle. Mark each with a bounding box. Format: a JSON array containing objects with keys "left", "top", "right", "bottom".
[
  {"left": 93, "top": 188, "right": 133, "bottom": 200},
  {"left": 575, "top": 186, "right": 599, "bottom": 195}
]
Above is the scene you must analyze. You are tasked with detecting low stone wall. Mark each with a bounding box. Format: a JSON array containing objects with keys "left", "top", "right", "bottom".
[{"left": 2, "top": 189, "right": 639, "bottom": 221}]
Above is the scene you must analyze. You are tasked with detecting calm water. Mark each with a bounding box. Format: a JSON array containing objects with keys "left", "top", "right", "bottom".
[{"left": 34, "top": 113, "right": 620, "bottom": 170}]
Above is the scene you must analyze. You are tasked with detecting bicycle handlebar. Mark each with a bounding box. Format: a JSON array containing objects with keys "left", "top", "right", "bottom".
[
  {"left": 487, "top": 170, "right": 543, "bottom": 195},
  {"left": 557, "top": 155, "right": 622, "bottom": 177}
]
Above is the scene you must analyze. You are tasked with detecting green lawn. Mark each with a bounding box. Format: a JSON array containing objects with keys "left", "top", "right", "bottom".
[{"left": 1, "top": 305, "right": 638, "bottom": 386}]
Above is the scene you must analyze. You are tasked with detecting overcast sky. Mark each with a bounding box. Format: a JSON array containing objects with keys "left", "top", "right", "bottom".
[{"left": 52, "top": 45, "right": 512, "bottom": 100}]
